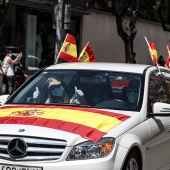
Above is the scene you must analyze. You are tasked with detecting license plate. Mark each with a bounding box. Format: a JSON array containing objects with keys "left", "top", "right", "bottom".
[{"left": 0, "top": 164, "right": 42, "bottom": 170}]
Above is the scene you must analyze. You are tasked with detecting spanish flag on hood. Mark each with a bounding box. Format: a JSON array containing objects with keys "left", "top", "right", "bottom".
[{"left": 0, "top": 105, "right": 130, "bottom": 142}]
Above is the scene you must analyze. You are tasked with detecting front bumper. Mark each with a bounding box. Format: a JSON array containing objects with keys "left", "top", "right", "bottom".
[
  {"left": 0, "top": 143, "right": 129, "bottom": 170},
  {"left": 0, "top": 158, "right": 113, "bottom": 170}
]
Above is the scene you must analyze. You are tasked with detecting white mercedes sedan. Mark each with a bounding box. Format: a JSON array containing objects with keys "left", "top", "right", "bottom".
[{"left": 0, "top": 62, "right": 170, "bottom": 170}]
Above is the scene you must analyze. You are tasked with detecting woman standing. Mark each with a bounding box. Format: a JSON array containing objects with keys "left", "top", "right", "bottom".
[{"left": 1, "top": 49, "right": 22, "bottom": 95}]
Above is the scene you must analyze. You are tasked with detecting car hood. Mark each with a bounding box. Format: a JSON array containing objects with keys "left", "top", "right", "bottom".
[{"left": 0, "top": 104, "right": 140, "bottom": 145}]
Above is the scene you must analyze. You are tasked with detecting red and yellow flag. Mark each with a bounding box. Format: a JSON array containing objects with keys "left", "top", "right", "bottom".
[
  {"left": 148, "top": 42, "right": 158, "bottom": 65},
  {"left": 165, "top": 56, "right": 170, "bottom": 69},
  {"left": 57, "top": 34, "right": 77, "bottom": 63},
  {"left": 77, "top": 42, "right": 95, "bottom": 62},
  {"left": 167, "top": 45, "right": 170, "bottom": 55},
  {"left": 0, "top": 105, "right": 130, "bottom": 142},
  {"left": 165, "top": 45, "right": 170, "bottom": 69}
]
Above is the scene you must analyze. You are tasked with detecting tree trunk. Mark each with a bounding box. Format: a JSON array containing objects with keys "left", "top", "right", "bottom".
[{"left": 123, "top": 38, "right": 135, "bottom": 63}]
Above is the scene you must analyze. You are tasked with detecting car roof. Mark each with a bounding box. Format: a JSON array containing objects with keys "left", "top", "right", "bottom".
[{"left": 45, "top": 62, "right": 153, "bottom": 74}]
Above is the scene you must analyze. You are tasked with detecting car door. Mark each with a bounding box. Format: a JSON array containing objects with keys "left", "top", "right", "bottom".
[{"left": 147, "top": 70, "right": 170, "bottom": 170}]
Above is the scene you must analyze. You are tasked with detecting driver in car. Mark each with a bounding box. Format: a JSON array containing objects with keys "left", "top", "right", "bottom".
[
  {"left": 126, "top": 79, "right": 140, "bottom": 109},
  {"left": 33, "top": 77, "right": 86, "bottom": 105}
]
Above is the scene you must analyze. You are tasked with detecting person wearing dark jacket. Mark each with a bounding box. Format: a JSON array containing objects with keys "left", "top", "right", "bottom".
[{"left": 158, "top": 55, "right": 165, "bottom": 67}]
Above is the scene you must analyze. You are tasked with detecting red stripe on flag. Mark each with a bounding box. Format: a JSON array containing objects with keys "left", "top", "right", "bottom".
[
  {"left": 59, "top": 52, "right": 77, "bottom": 62},
  {"left": 85, "top": 43, "right": 95, "bottom": 62},
  {"left": 149, "top": 42, "right": 156, "bottom": 50},
  {"left": 66, "top": 34, "right": 76, "bottom": 44},
  {"left": 0, "top": 117, "right": 106, "bottom": 142}
]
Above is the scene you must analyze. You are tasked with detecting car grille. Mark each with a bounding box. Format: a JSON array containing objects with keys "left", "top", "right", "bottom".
[{"left": 0, "top": 135, "right": 67, "bottom": 161}]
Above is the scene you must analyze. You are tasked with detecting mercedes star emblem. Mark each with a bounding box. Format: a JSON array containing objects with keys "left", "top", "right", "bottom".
[{"left": 7, "top": 138, "right": 27, "bottom": 158}]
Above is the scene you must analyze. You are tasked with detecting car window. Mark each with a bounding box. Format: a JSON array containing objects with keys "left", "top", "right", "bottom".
[
  {"left": 161, "top": 71, "right": 170, "bottom": 97},
  {"left": 148, "top": 71, "right": 169, "bottom": 112},
  {"left": 11, "top": 70, "right": 142, "bottom": 111}
]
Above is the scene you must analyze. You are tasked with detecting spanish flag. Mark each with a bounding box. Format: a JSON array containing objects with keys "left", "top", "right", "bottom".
[
  {"left": 167, "top": 45, "right": 170, "bottom": 55},
  {"left": 145, "top": 37, "right": 158, "bottom": 65},
  {"left": 165, "top": 55, "right": 170, "bottom": 69},
  {"left": 165, "top": 45, "right": 170, "bottom": 68},
  {"left": 0, "top": 105, "right": 130, "bottom": 142},
  {"left": 77, "top": 42, "right": 95, "bottom": 62},
  {"left": 148, "top": 42, "right": 158, "bottom": 65},
  {"left": 57, "top": 34, "right": 77, "bottom": 63}
]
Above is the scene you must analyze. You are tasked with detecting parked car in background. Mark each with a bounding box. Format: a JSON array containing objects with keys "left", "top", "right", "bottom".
[{"left": 0, "top": 62, "right": 170, "bottom": 170}]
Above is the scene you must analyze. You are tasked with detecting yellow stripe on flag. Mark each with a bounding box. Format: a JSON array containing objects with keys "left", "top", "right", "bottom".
[
  {"left": 149, "top": 48, "right": 157, "bottom": 60},
  {"left": 61, "top": 42, "right": 77, "bottom": 58},
  {"left": 80, "top": 51, "right": 90, "bottom": 62}
]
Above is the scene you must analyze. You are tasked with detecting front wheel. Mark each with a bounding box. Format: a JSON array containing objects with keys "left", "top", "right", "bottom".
[{"left": 122, "top": 150, "right": 141, "bottom": 170}]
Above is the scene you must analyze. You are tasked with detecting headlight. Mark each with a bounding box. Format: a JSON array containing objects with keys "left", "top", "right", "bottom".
[{"left": 67, "top": 137, "right": 114, "bottom": 160}]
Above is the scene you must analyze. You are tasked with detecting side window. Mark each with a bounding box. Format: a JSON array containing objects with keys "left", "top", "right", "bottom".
[
  {"left": 162, "top": 72, "right": 170, "bottom": 98},
  {"left": 148, "top": 73, "right": 168, "bottom": 112}
]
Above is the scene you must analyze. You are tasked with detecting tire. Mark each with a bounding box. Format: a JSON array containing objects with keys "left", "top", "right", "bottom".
[{"left": 122, "top": 150, "right": 142, "bottom": 170}]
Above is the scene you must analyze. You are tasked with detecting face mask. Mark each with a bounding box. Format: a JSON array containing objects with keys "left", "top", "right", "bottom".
[
  {"left": 50, "top": 85, "right": 64, "bottom": 97},
  {"left": 127, "top": 91, "right": 138, "bottom": 104}
]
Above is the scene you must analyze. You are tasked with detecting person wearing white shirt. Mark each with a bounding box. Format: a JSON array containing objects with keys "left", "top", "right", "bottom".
[{"left": 1, "top": 49, "right": 22, "bottom": 95}]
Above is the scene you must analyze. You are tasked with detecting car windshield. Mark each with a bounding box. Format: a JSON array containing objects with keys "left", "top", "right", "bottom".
[{"left": 11, "top": 70, "right": 143, "bottom": 111}]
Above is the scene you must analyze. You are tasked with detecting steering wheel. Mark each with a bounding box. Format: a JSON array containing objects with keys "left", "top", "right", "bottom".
[
  {"left": 95, "top": 99, "right": 130, "bottom": 109},
  {"left": 111, "top": 99, "right": 130, "bottom": 109}
]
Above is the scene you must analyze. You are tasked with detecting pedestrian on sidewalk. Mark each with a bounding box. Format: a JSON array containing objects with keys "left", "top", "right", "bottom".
[{"left": 1, "top": 49, "right": 22, "bottom": 95}]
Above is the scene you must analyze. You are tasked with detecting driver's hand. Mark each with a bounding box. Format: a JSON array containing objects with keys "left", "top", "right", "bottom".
[
  {"left": 73, "top": 86, "right": 86, "bottom": 105},
  {"left": 75, "top": 86, "right": 84, "bottom": 97},
  {"left": 33, "top": 87, "right": 40, "bottom": 102}
]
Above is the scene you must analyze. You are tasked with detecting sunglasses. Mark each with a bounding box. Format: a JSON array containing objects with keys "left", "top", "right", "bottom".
[{"left": 127, "top": 88, "right": 139, "bottom": 93}]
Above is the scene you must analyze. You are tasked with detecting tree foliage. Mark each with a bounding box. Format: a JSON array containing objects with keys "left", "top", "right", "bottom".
[
  {"left": 96, "top": 0, "right": 152, "bottom": 63},
  {"left": 156, "top": 0, "right": 170, "bottom": 31}
]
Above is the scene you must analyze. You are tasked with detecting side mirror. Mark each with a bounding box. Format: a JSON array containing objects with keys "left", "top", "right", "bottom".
[
  {"left": 150, "top": 102, "right": 170, "bottom": 116},
  {"left": 0, "top": 94, "right": 10, "bottom": 106}
]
